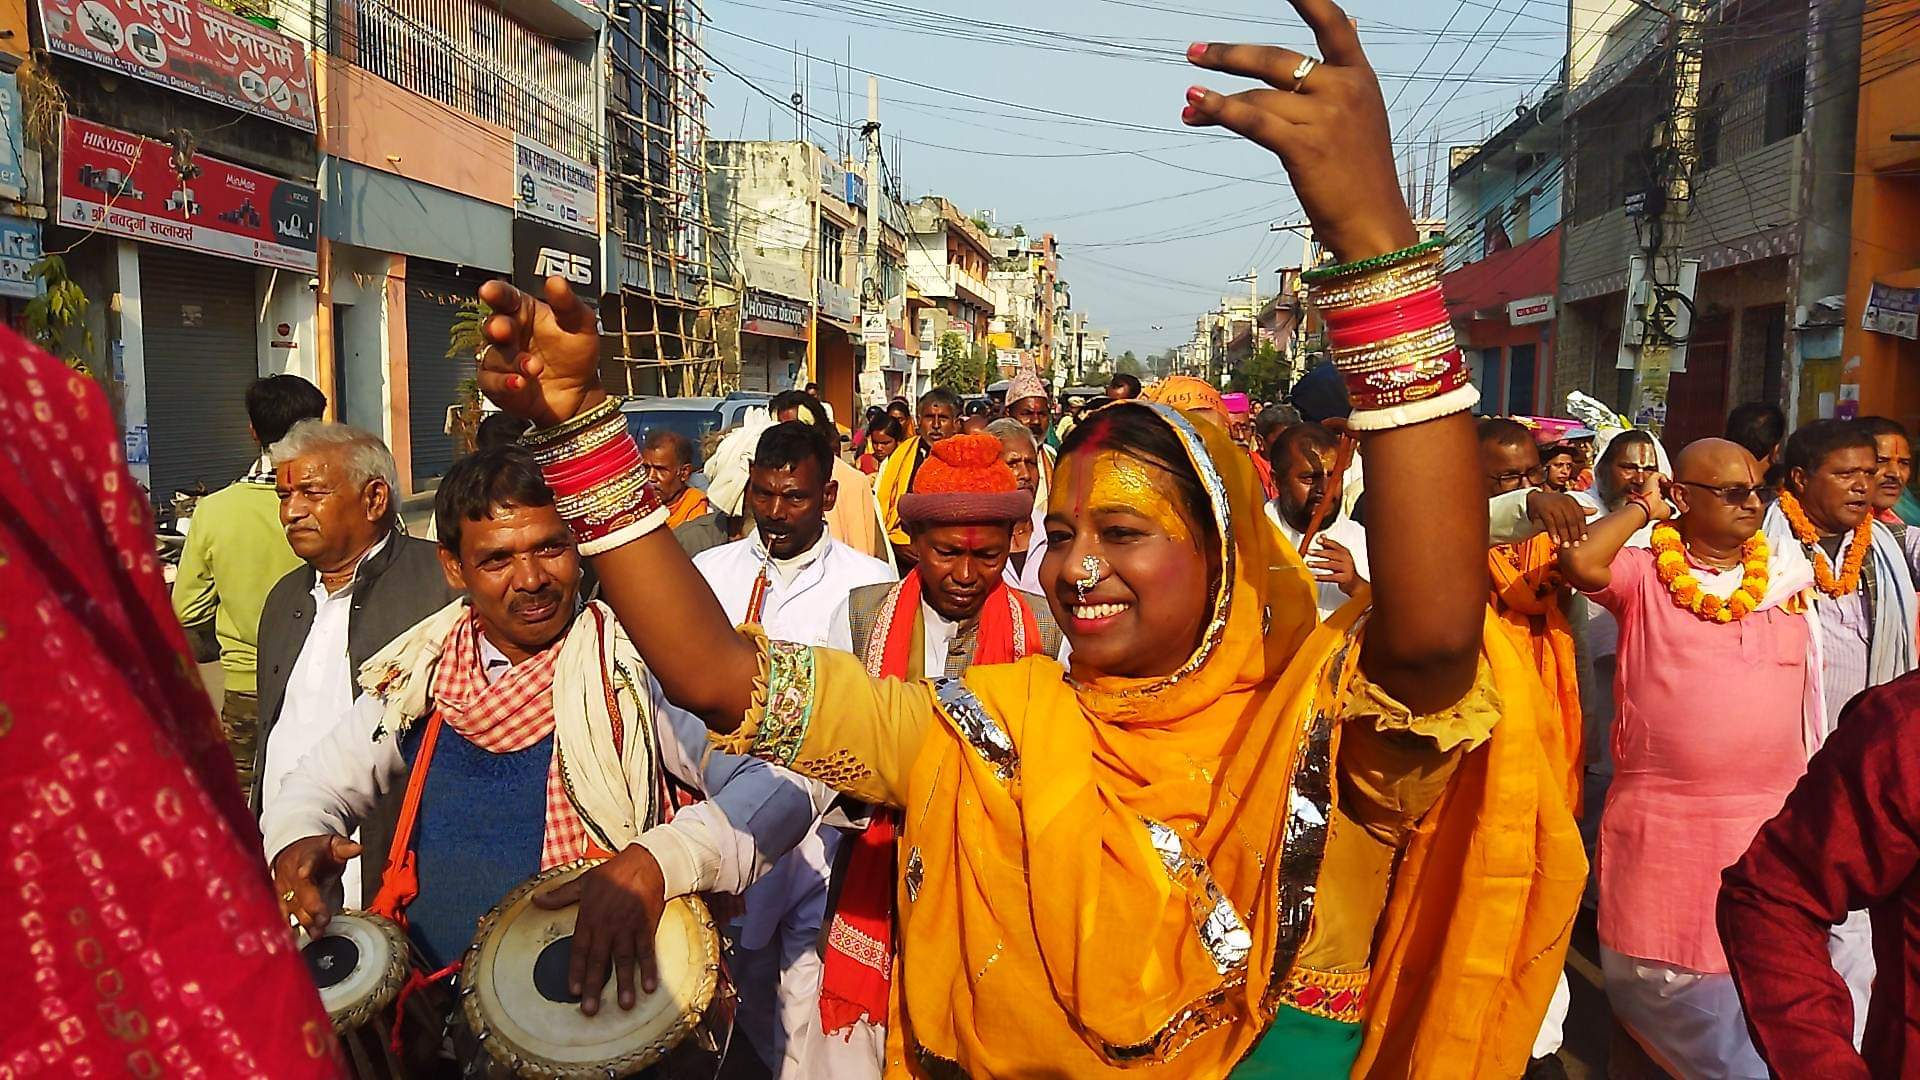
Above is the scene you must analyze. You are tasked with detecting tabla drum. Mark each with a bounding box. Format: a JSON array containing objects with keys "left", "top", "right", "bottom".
[
  {"left": 304, "top": 909, "right": 411, "bottom": 1031},
  {"left": 461, "top": 860, "right": 722, "bottom": 1079}
]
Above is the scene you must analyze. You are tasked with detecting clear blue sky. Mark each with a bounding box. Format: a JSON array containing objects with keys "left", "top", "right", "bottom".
[{"left": 701, "top": 0, "right": 1565, "bottom": 357}]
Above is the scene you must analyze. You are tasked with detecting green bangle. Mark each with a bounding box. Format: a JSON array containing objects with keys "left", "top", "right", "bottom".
[{"left": 1302, "top": 237, "right": 1450, "bottom": 284}]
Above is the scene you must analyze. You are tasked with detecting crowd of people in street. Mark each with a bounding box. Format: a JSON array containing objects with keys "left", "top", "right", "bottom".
[{"left": 10, "top": 3, "right": 1920, "bottom": 1078}]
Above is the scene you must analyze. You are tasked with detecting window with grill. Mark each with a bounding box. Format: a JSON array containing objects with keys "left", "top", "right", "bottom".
[{"left": 820, "top": 220, "right": 845, "bottom": 286}]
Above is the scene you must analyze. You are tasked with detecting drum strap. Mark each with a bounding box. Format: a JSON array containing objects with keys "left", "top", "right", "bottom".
[{"left": 368, "top": 710, "right": 448, "bottom": 925}]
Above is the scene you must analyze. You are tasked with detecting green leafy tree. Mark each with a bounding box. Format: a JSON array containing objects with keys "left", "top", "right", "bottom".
[
  {"left": 932, "top": 331, "right": 980, "bottom": 392},
  {"left": 1116, "top": 350, "right": 1143, "bottom": 377},
  {"left": 25, "top": 256, "right": 95, "bottom": 374},
  {"left": 1227, "top": 340, "right": 1289, "bottom": 403},
  {"left": 446, "top": 298, "right": 490, "bottom": 452}
]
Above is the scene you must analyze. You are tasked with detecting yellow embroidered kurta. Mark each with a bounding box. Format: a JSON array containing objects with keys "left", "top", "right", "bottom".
[{"left": 712, "top": 404, "right": 1586, "bottom": 1078}]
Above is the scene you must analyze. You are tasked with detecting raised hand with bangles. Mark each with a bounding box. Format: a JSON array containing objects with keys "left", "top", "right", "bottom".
[{"left": 475, "top": 1, "right": 1583, "bottom": 1075}]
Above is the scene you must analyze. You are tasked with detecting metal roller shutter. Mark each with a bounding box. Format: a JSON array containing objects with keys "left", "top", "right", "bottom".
[
  {"left": 140, "top": 248, "right": 259, "bottom": 503},
  {"left": 405, "top": 263, "right": 492, "bottom": 489}
]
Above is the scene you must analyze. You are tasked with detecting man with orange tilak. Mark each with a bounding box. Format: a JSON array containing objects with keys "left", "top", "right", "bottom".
[{"left": 817, "top": 432, "right": 1065, "bottom": 1077}]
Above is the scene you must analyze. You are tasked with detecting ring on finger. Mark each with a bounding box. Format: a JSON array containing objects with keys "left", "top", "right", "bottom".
[{"left": 1290, "top": 57, "right": 1318, "bottom": 93}]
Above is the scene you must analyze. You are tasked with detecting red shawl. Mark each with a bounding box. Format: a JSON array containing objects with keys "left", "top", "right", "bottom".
[
  {"left": 819, "top": 572, "right": 1042, "bottom": 1034},
  {"left": 0, "top": 330, "right": 343, "bottom": 1076}
]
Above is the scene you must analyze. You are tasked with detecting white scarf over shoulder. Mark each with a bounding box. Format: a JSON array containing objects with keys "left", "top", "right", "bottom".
[{"left": 357, "top": 599, "right": 665, "bottom": 851}]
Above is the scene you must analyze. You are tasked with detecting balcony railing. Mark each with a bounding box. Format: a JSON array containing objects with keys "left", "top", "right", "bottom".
[{"left": 333, "top": 0, "right": 598, "bottom": 161}]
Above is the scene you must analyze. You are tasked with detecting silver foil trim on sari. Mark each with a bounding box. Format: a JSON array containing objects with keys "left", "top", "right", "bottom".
[
  {"left": 1143, "top": 819, "right": 1253, "bottom": 976},
  {"left": 1265, "top": 638, "right": 1352, "bottom": 988},
  {"left": 933, "top": 677, "right": 1018, "bottom": 782}
]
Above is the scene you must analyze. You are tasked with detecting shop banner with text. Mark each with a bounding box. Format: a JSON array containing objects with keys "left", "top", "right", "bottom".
[
  {"left": 57, "top": 116, "right": 318, "bottom": 271},
  {"left": 40, "top": 0, "right": 315, "bottom": 131}
]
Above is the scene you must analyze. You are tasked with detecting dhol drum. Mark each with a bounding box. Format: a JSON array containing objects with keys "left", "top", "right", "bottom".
[{"left": 461, "top": 860, "right": 723, "bottom": 1079}]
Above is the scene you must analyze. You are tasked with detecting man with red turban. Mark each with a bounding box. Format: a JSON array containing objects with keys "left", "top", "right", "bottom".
[{"left": 816, "top": 433, "right": 1065, "bottom": 1074}]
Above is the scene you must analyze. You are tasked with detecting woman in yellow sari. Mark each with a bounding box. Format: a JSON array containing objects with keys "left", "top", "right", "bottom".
[{"left": 472, "top": 2, "right": 1585, "bottom": 1074}]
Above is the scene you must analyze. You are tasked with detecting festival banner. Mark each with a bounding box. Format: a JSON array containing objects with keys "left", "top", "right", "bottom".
[
  {"left": 39, "top": 0, "right": 316, "bottom": 131},
  {"left": 57, "top": 116, "right": 318, "bottom": 272}
]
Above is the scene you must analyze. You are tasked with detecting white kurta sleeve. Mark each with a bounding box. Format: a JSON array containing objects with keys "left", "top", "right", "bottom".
[
  {"left": 633, "top": 674, "right": 836, "bottom": 900},
  {"left": 1488, "top": 488, "right": 1539, "bottom": 545},
  {"left": 260, "top": 694, "right": 408, "bottom": 862}
]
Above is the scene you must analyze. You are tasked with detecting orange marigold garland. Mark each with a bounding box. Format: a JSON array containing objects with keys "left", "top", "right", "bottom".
[
  {"left": 1651, "top": 525, "right": 1769, "bottom": 624},
  {"left": 1777, "top": 491, "right": 1872, "bottom": 597}
]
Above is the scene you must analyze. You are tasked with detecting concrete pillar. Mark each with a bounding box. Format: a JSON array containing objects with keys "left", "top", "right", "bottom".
[
  {"left": 114, "top": 240, "right": 149, "bottom": 489},
  {"left": 385, "top": 254, "right": 413, "bottom": 495}
]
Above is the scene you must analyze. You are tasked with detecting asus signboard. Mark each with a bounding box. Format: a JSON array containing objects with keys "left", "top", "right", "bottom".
[{"left": 512, "top": 217, "right": 600, "bottom": 300}]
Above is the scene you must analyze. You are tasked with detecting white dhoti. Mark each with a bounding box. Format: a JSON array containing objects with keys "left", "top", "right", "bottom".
[
  {"left": 1602, "top": 921, "right": 1873, "bottom": 1079},
  {"left": 729, "top": 824, "right": 884, "bottom": 1079}
]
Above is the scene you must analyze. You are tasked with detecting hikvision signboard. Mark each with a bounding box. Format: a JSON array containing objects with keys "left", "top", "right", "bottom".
[{"left": 57, "top": 116, "right": 318, "bottom": 271}]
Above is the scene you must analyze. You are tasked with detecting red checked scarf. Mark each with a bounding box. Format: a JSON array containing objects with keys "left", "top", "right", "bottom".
[
  {"left": 427, "top": 611, "right": 587, "bottom": 870},
  {"left": 819, "top": 571, "right": 1043, "bottom": 1034}
]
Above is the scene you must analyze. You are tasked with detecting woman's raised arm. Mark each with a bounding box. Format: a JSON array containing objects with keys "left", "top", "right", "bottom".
[
  {"left": 1186, "top": 0, "right": 1485, "bottom": 713},
  {"left": 473, "top": 277, "right": 760, "bottom": 730}
]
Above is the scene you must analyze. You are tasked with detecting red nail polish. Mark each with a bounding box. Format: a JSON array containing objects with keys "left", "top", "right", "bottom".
[
  {"left": 1181, "top": 105, "right": 1199, "bottom": 124},
  {"left": 1186, "top": 86, "right": 1206, "bottom": 106},
  {"left": 1187, "top": 42, "right": 1206, "bottom": 60},
  {"left": 508, "top": 375, "right": 523, "bottom": 391}
]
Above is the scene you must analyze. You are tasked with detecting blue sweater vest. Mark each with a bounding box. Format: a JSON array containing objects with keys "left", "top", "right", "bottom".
[{"left": 398, "top": 721, "right": 552, "bottom": 969}]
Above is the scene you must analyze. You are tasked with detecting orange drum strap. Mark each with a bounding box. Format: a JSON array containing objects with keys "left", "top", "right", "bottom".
[{"left": 368, "top": 711, "right": 447, "bottom": 924}]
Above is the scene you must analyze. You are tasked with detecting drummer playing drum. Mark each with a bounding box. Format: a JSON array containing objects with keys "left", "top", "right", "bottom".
[{"left": 264, "top": 445, "right": 834, "bottom": 1065}]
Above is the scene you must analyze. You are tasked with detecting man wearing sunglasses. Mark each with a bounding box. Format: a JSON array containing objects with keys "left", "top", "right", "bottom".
[{"left": 1560, "top": 437, "right": 1844, "bottom": 1077}]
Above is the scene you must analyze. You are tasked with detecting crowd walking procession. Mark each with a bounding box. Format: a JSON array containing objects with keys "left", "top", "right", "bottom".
[{"left": 14, "top": 0, "right": 1920, "bottom": 1077}]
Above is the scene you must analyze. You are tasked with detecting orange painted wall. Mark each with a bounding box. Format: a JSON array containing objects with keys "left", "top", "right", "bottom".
[
  {"left": 0, "top": 0, "right": 28, "bottom": 61},
  {"left": 316, "top": 56, "right": 514, "bottom": 209},
  {"left": 1844, "top": 0, "right": 1920, "bottom": 434}
]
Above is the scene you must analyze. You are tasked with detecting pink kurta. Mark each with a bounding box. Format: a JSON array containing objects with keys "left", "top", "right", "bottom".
[{"left": 1587, "top": 546, "right": 1813, "bottom": 973}]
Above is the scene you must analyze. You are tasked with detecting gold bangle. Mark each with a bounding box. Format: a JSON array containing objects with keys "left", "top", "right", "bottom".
[
  {"left": 531, "top": 412, "right": 628, "bottom": 467},
  {"left": 1309, "top": 257, "right": 1445, "bottom": 311},
  {"left": 523, "top": 395, "right": 621, "bottom": 450},
  {"left": 1332, "top": 326, "right": 1458, "bottom": 373}
]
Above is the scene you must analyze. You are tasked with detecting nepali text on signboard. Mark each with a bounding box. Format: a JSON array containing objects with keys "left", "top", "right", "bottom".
[
  {"left": 0, "top": 216, "right": 40, "bottom": 299},
  {"left": 514, "top": 135, "right": 597, "bottom": 234},
  {"left": 56, "top": 116, "right": 318, "bottom": 272},
  {"left": 512, "top": 216, "right": 601, "bottom": 300},
  {"left": 40, "top": 0, "right": 316, "bottom": 131},
  {"left": 1863, "top": 282, "right": 1920, "bottom": 342}
]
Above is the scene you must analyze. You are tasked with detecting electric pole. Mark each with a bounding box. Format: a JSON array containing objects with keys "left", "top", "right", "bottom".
[
  {"left": 860, "top": 76, "right": 883, "bottom": 406},
  {"left": 1625, "top": 0, "right": 1706, "bottom": 435}
]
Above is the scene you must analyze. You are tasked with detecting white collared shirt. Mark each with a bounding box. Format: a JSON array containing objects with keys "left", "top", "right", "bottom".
[
  {"left": 261, "top": 534, "right": 391, "bottom": 902},
  {"left": 692, "top": 529, "right": 896, "bottom": 645}
]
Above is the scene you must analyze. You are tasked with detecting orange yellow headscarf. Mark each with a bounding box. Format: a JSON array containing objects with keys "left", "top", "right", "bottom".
[{"left": 884, "top": 403, "right": 1583, "bottom": 1077}]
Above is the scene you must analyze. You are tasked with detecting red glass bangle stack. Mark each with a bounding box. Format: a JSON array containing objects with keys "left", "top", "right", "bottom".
[
  {"left": 1308, "top": 246, "right": 1478, "bottom": 429},
  {"left": 523, "top": 396, "right": 667, "bottom": 555}
]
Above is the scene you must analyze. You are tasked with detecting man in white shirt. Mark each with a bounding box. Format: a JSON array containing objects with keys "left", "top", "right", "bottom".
[
  {"left": 690, "top": 420, "right": 895, "bottom": 1078},
  {"left": 1264, "top": 421, "right": 1370, "bottom": 621},
  {"left": 256, "top": 421, "right": 458, "bottom": 902},
  {"left": 266, "top": 445, "right": 829, "bottom": 1066}
]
